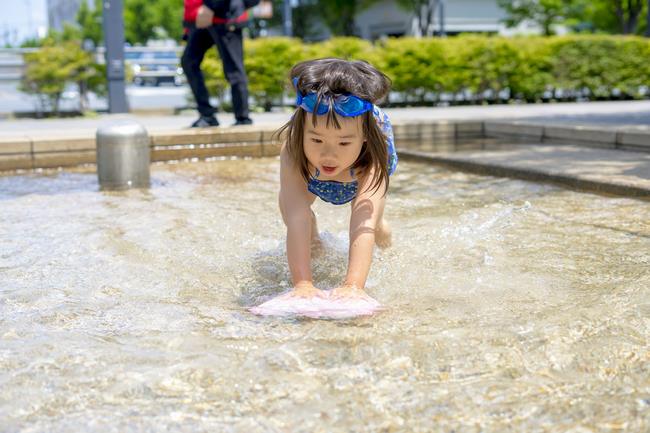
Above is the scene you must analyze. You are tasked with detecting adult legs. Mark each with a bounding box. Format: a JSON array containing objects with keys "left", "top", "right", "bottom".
[
  {"left": 181, "top": 28, "right": 217, "bottom": 119},
  {"left": 210, "top": 26, "right": 251, "bottom": 122}
]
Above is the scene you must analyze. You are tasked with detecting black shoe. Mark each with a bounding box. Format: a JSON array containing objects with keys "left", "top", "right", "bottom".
[
  {"left": 191, "top": 115, "right": 219, "bottom": 128},
  {"left": 233, "top": 117, "right": 253, "bottom": 126}
]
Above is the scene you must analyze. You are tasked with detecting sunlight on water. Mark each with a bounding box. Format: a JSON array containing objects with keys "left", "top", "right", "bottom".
[{"left": 0, "top": 158, "right": 649, "bottom": 432}]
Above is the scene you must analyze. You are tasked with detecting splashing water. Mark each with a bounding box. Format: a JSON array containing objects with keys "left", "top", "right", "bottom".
[{"left": 1, "top": 158, "right": 648, "bottom": 432}]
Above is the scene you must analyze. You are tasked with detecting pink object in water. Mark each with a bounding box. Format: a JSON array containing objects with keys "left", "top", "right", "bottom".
[{"left": 249, "top": 291, "right": 383, "bottom": 319}]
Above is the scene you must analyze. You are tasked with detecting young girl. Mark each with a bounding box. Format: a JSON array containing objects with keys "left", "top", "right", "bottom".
[{"left": 278, "top": 58, "right": 398, "bottom": 301}]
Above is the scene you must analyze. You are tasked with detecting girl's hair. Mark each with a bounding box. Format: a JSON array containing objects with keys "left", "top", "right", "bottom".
[{"left": 278, "top": 58, "right": 392, "bottom": 196}]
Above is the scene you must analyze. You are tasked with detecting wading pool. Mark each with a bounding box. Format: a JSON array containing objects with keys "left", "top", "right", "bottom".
[{"left": 1, "top": 157, "right": 649, "bottom": 432}]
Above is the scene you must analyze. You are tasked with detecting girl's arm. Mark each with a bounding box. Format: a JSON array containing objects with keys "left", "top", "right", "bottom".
[
  {"left": 278, "top": 146, "right": 321, "bottom": 297},
  {"left": 336, "top": 171, "right": 387, "bottom": 296}
]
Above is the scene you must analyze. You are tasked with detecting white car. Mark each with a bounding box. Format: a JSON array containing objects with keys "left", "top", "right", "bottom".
[{"left": 125, "top": 49, "right": 185, "bottom": 87}]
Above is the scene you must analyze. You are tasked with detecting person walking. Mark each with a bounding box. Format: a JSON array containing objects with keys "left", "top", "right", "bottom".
[{"left": 182, "top": 0, "right": 258, "bottom": 127}]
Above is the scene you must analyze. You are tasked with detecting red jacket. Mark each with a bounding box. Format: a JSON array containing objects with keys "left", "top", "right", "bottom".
[{"left": 183, "top": 0, "right": 249, "bottom": 27}]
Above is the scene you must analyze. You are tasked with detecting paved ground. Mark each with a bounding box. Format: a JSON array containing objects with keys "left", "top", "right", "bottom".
[
  {"left": 401, "top": 145, "right": 650, "bottom": 198},
  {"left": 1, "top": 100, "right": 649, "bottom": 198}
]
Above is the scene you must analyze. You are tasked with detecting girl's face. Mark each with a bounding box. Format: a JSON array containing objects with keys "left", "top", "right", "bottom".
[{"left": 303, "top": 113, "right": 365, "bottom": 179}]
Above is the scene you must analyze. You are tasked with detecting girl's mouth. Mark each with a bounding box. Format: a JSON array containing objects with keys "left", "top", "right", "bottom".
[{"left": 321, "top": 165, "right": 337, "bottom": 174}]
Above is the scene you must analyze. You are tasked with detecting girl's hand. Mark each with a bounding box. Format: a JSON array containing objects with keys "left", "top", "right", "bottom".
[
  {"left": 285, "top": 281, "right": 326, "bottom": 299},
  {"left": 330, "top": 283, "right": 371, "bottom": 300}
]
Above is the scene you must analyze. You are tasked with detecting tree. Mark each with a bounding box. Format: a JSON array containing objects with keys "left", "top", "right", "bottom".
[
  {"left": 124, "top": 0, "right": 158, "bottom": 45},
  {"left": 647, "top": 0, "right": 650, "bottom": 36},
  {"left": 497, "top": 0, "right": 570, "bottom": 35},
  {"left": 316, "top": 0, "right": 379, "bottom": 36},
  {"left": 256, "top": 0, "right": 326, "bottom": 40},
  {"left": 76, "top": 0, "right": 103, "bottom": 45},
  {"left": 19, "top": 26, "right": 106, "bottom": 115},
  {"left": 290, "top": 0, "right": 326, "bottom": 41},
  {"left": 575, "top": 0, "right": 647, "bottom": 34},
  {"left": 612, "top": 0, "right": 644, "bottom": 33},
  {"left": 395, "top": 0, "right": 439, "bottom": 37},
  {"left": 154, "top": 0, "right": 184, "bottom": 41},
  {"left": 20, "top": 40, "right": 103, "bottom": 115},
  {"left": 77, "top": 0, "right": 183, "bottom": 45},
  {"left": 20, "top": 46, "right": 69, "bottom": 115}
]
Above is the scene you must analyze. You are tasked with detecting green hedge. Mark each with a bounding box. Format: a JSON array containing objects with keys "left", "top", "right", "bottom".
[
  {"left": 203, "top": 36, "right": 377, "bottom": 111},
  {"left": 202, "top": 35, "right": 650, "bottom": 110}
]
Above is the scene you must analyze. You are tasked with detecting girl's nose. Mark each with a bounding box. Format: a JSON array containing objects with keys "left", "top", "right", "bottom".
[{"left": 321, "top": 142, "right": 336, "bottom": 157}]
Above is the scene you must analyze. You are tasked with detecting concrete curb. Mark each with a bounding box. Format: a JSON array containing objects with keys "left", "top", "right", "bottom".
[
  {"left": 484, "top": 120, "right": 650, "bottom": 151},
  {"left": 3, "top": 120, "right": 649, "bottom": 171},
  {"left": 2, "top": 120, "right": 650, "bottom": 199},
  {"left": 0, "top": 120, "right": 485, "bottom": 170}
]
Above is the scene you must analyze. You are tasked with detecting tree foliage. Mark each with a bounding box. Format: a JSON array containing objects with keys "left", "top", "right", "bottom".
[
  {"left": 244, "top": 37, "right": 304, "bottom": 110},
  {"left": 612, "top": 0, "right": 645, "bottom": 33},
  {"left": 76, "top": 0, "right": 103, "bottom": 45},
  {"left": 498, "top": 0, "right": 649, "bottom": 35},
  {"left": 290, "top": 0, "right": 326, "bottom": 41},
  {"left": 315, "top": 0, "right": 379, "bottom": 36},
  {"left": 645, "top": 0, "right": 650, "bottom": 38},
  {"left": 123, "top": 0, "right": 158, "bottom": 44},
  {"left": 497, "top": 0, "right": 571, "bottom": 35},
  {"left": 395, "top": 0, "right": 440, "bottom": 37},
  {"left": 19, "top": 25, "right": 106, "bottom": 114},
  {"left": 375, "top": 38, "right": 446, "bottom": 101},
  {"left": 581, "top": 0, "right": 646, "bottom": 34},
  {"left": 75, "top": 0, "right": 184, "bottom": 45},
  {"left": 155, "top": 0, "right": 185, "bottom": 41},
  {"left": 647, "top": 0, "right": 650, "bottom": 37},
  {"left": 251, "top": 1, "right": 381, "bottom": 39},
  {"left": 20, "top": 34, "right": 650, "bottom": 115},
  {"left": 20, "top": 36, "right": 105, "bottom": 115}
]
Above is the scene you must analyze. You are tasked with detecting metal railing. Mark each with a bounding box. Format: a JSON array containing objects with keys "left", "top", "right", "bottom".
[
  {"left": 0, "top": 46, "right": 183, "bottom": 83},
  {"left": 0, "top": 48, "right": 37, "bottom": 81}
]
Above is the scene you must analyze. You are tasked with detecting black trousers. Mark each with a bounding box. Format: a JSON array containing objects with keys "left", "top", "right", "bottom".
[{"left": 181, "top": 26, "right": 250, "bottom": 121}]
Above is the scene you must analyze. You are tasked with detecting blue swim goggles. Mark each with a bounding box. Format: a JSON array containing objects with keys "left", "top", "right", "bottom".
[{"left": 293, "top": 77, "right": 373, "bottom": 118}]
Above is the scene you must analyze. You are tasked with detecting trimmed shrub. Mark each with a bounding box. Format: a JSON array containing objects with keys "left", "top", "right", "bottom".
[
  {"left": 21, "top": 34, "right": 650, "bottom": 116},
  {"left": 202, "top": 49, "right": 228, "bottom": 108},
  {"left": 20, "top": 41, "right": 103, "bottom": 115},
  {"left": 550, "top": 36, "right": 650, "bottom": 100},
  {"left": 376, "top": 38, "right": 447, "bottom": 103},
  {"left": 507, "top": 37, "right": 554, "bottom": 102},
  {"left": 196, "top": 35, "right": 650, "bottom": 109},
  {"left": 308, "top": 37, "right": 375, "bottom": 61},
  {"left": 244, "top": 37, "right": 303, "bottom": 111}
]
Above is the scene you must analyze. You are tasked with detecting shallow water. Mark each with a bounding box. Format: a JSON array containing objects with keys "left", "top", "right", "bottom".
[{"left": 1, "top": 158, "right": 649, "bottom": 432}]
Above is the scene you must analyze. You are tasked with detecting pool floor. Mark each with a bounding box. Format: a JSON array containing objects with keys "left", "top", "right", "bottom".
[{"left": 1, "top": 158, "right": 649, "bottom": 432}]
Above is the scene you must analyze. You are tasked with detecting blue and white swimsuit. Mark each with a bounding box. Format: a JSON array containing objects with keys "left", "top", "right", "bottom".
[{"left": 307, "top": 105, "right": 398, "bottom": 205}]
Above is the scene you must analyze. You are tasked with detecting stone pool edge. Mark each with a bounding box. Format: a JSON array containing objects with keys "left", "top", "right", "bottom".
[
  {"left": 398, "top": 148, "right": 650, "bottom": 199},
  {"left": 1, "top": 120, "right": 649, "bottom": 198}
]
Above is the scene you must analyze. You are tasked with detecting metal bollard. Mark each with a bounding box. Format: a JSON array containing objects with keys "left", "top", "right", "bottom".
[{"left": 96, "top": 122, "right": 150, "bottom": 190}]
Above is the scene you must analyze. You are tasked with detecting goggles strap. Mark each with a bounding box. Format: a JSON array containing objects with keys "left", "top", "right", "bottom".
[{"left": 293, "top": 77, "right": 372, "bottom": 117}]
